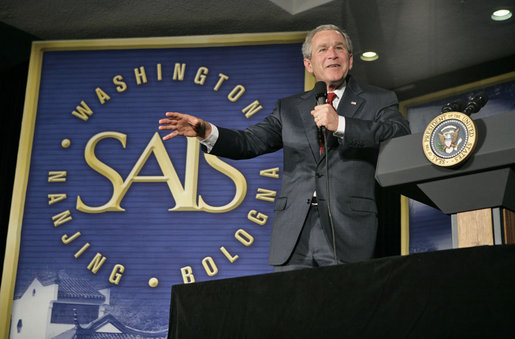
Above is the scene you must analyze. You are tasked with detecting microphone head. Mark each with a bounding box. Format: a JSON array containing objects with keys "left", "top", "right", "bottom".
[
  {"left": 441, "top": 99, "right": 466, "bottom": 113},
  {"left": 314, "top": 81, "right": 327, "bottom": 105},
  {"left": 314, "top": 81, "right": 327, "bottom": 99},
  {"left": 474, "top": 92, "right": 488, "bottom": 107},
  {"left": 464, "top": 92, "right": 489, "bottom": 115}
]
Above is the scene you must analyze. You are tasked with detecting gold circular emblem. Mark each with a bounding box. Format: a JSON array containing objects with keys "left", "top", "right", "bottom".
[{"left": 422, "top": 111, "right": 478, "bottom": 167}]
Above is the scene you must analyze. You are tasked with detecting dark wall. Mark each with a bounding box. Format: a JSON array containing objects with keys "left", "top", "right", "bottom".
[
  {"left": 395, "top": 54, "right": 515, "bottom": 102},
  {"left": 0, "top": 22, "right": 36, "bottom": 280},
  {"left": 0, "top": 63, "right": 27, "bottom": 279}
]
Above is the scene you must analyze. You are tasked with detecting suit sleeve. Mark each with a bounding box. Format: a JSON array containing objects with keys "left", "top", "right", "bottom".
[
  {"left": 343, "top": 91, "right": 410, "bottom": 149},
  {"left": 207, "top": 100, "right": 284, "bottom": 159}
]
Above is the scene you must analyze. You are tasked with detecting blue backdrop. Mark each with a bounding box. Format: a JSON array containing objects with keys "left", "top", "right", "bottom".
[{"left": 14, "top": 42, "right": 305, "bottom": 330}]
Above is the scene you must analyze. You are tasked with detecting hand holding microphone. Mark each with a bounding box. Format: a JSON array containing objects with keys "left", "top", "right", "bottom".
[
  {"left": 314, "top": 81, "right": 327, "bottom": 145},
  {"left": 311, "top": 81, "right": 339, "bottom": 134}
]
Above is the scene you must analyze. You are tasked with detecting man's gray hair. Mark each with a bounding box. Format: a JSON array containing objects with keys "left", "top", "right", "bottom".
[{"left": 302, "top": 24, "right": 353, "bottom": 59}]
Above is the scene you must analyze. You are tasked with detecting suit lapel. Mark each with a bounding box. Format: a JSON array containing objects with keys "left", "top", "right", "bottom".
[
  {"left": 297, "top": 91, "right": 321, "bottom": 162},
  {"left": 326, "top": 77, "right": 365, "bottom": 151},
  {"left": 337, "top": 78, "right": 364, "bottom": 119}
]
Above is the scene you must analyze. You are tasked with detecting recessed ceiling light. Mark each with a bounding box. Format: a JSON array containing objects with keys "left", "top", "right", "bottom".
[
  {"left": 360, "top": 51, "right": 379, "bottom": 61},
  {"left": 491, "top": 9, "right": 512, "bottom": 21}
]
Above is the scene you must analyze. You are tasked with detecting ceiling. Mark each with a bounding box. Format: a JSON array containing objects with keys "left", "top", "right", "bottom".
[{"left": 0, "top": 0, "right": 514, "bottom": 98}]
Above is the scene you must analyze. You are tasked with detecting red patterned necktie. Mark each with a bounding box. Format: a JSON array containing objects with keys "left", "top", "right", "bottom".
[
  {"left": 320, "top": 92, "right": 337, "bottom": 154},
  {"left": 327, "top": 92, "right": 337, "bottom": 107}
]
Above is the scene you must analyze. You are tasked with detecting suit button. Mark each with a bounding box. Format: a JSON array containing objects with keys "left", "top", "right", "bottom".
[{"left": 316, "top": 173, "right": 322, "bottom": 178}]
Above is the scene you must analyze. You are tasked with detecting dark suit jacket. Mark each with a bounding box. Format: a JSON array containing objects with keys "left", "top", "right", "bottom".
[{"left": 208, "top": 76, "right": 410, "bottom": 265}]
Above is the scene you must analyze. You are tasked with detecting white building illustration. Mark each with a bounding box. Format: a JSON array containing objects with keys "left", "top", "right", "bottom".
[{"left": 10, "top": 271, "right": 166, "bottom": 339}]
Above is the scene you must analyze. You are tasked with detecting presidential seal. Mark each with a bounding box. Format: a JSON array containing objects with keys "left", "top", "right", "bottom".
[{"left": 422, "top": 111, "right": 478, "bottom": 167}]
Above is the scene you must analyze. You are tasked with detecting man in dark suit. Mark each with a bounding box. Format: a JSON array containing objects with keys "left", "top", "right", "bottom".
[{"left": 159, "top": 24, "right": 410, "bottom": 271}]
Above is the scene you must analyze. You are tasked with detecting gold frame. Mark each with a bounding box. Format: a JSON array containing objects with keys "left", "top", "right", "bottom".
[
  {"left": 398, "top": 71, "right": 515, "bottom": 255},
  {"left": 0, "top": 31, "right": 307, "bottom": 338}
]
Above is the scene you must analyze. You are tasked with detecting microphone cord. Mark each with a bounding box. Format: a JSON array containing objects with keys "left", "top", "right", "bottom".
[{"left": 322, "top": 130, "right": 338, "bottom": 265}]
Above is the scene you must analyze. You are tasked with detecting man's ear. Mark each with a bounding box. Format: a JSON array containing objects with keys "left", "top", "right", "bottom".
[{"left": 303, "top": 58, "right": 313, "bottom": 73}]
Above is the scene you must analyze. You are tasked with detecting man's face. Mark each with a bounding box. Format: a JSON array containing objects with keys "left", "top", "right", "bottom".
[{"left": 303, "top": 30, "right": 353, "bottom": 90}]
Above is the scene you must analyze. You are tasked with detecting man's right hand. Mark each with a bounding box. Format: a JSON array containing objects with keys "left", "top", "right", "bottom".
[{"left": 158, "top": 112, "right": 212, "bottom": 141}]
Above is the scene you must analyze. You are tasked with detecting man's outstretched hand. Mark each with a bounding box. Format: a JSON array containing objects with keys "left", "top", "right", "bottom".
[{"left": 158, "top": 112, "right": 212, "bottom": 141}]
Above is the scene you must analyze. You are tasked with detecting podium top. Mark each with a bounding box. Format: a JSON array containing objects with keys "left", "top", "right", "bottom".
[{"left": 376, "top": 111, "right": 515, "bottom": 188}]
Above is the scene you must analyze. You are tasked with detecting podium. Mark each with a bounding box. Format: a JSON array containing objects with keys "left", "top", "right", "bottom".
[{"left": 376, "top": 111, "right": 515, "bottom": 248}]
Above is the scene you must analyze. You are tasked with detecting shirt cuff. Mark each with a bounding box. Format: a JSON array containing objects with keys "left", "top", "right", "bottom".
[
  {"left": 197, "top": 123, "right": 218, "bottom": 153},
  {"left": 333, "top": 116, "right": 346, "bottom": 138}
]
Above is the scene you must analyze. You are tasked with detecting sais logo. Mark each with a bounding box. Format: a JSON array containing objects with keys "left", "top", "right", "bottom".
[
  {"left": 46, "top": 60, "right": 282, "bottom": 288},
  {"left": 76, "top": 132, "right": 246, "bottom": 214}
]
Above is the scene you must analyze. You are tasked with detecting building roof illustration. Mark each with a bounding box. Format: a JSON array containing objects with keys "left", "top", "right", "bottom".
[
  {"left": 14, "top": 270, "right": 106, "bottom": 302},
  {"left": 53, "top": 313, "right": 167, "bottom": 339}
]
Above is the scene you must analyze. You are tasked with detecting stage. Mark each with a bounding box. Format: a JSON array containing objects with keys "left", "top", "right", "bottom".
[{"left": 170, "top": 245, "right": 515, "bottom": 338}]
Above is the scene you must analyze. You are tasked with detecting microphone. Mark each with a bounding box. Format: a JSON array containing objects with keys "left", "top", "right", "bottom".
[
  {"left": 463, "top": 93, "right": 488, "bottom": 115},
  {"left": 441, "top": 99, "right": 466, "bottom": 113},
  {"left": 313, "top": 81, "right": 338, "bottom": 264},
  {"left": 314, "top": 81, "right": 327, "bottom": 141}
]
